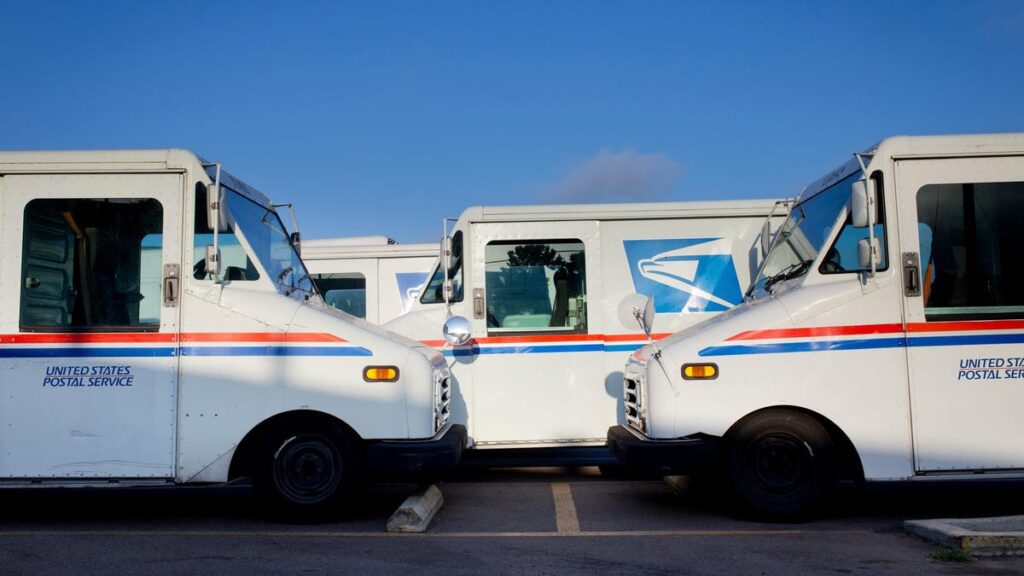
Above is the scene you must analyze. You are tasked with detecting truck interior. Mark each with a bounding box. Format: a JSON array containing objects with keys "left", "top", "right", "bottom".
[
  {"left": 20, "top": 198, "right": 163, "bottom": 330},
  {"left": 484, "top": 240, "right": 586, "bottom": 332}
]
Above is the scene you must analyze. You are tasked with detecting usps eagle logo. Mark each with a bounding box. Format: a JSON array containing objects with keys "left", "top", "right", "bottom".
[
  {"left": 395, "top": 272, "right": 430, "bottom": 314},
  {"left": 622, "top": 238, "right": 743, "bottom": 314}
]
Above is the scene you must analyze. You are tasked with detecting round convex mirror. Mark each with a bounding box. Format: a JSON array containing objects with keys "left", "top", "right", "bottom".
[{"left": 442, "top": 315, "right": 472, "bottom": 346}]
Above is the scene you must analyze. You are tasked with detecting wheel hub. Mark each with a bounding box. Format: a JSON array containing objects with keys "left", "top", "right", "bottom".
[
  {"left": 274, "top": 435, "right": 342, "bottom": 503},
  {"left": 753, "top": 436, "right": 806, "bottom": 492}
]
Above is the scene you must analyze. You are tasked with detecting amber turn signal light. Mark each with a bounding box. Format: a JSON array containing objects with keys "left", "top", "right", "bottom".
[
  {"left": 363, "top": 366, "right": 399, "bottom": 382},
  {"left": 682, "top": 363, "right": 718, "bottom": 380}
]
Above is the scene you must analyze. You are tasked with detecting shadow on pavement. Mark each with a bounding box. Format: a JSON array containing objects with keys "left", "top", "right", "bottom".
[{"left": 0, "top": 481, "right": 414, "bottom": 527}]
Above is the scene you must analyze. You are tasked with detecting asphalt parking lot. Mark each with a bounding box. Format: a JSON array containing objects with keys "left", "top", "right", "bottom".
[{"left": 2, "top": 468, "right": 1024, "bottom": 575}]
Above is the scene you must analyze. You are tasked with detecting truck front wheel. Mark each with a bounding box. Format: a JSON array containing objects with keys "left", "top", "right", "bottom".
[
  {"left": 725, "top": 410, "right": 836, "bottom": 521},
  {"left": 254, "top": 420, "right": 361, "bottom": 521}
]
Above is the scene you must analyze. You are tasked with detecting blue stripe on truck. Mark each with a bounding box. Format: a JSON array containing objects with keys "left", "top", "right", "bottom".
[{"left": 0, "top": 346, "right": 372, "bottom": 358}]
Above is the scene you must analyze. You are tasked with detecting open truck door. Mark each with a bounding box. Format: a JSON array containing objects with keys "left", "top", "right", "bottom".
[
  {"left": 0, "top": 173, "right": 182, "bottom": 478},
  {"left": 896, "top": 155, "right": 1024, "bottom": 472}
]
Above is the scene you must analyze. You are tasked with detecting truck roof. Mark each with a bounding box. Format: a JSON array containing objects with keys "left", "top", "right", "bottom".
[
  {"left": 801, "top": 132, "right": 1024, "bottom": 201},
  {"left": 458, "top": 199, "right": 779, "bottom": 224},
  {"left": 303, "top": 236, "right": 398, "bottom": 248},
  {"left": 0, "top": 148, "right": 203, "bottom": 171},
  {"left": 302, "top": 240, "right": 438, "bottom": 260},
  {"left": 0, "top": 148, "right": 274, "bottom": 208},
  {"left": 876, "top": 132, "right": 1024, "bottom": 159}
]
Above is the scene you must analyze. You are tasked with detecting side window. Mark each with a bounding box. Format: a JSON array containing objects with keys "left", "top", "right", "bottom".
[
  {"left": 313, "top": 273, "right": 367, "bottom": 318},
  {"left": 917, "top": 181, "right": 1024, "bottom": 320},
  {"left": 21, "top": 198, "right": 163, "bottom": 331},
  {"left": 821, "top": 172, "right": 889, "bottom": 274},
  {"left": 484, "top": 239, "right": 587, "bottom": 333},
  {"left": 193, "top": 183, "right": 260, "bottom": 281},
  {"left": 420, "top": 231, "right": 463, "bottom": 304}
]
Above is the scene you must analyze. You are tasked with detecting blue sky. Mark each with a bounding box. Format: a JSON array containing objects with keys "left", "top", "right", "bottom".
[{"left": 2, "top": 1, "right": 1022, "bottom": 243}]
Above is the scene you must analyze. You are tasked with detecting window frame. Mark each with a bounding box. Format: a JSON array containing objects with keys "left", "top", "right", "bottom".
[
  {"left": 19, "top": 196, "right": 165, "bottom": 333},
  {"left": 818, "top": 171, "right": 890, "bottom": 276},
  {"left": 191, "top": 182, "right": 262, "bottom": 283},
  {"left": 312, "top": 272, "right": 369, "bottom": 319},
  {"left": 483, "top": 237, "right": 588, "bottom": 336},
  {"left": 419, "top": 230, "right": 465, "bottom": 305},
  {"left": 916, "top": 180, "right": 1024, "bottom": 322}
]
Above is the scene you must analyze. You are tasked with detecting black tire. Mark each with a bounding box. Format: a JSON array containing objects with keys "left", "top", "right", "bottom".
[
  {"left": 725, "top": 410, "right": 836, "bottom": 521},
  {"left": 253, "top": 419, "right": 362, "bottom": 522}
]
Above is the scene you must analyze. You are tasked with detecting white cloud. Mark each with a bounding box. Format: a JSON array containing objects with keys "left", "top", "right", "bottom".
[{"left": 546, "top": 149, "right": 684, "bottom": 203}]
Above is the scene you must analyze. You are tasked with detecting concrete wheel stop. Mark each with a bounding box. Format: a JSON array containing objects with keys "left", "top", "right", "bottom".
[
  {"left": 905, "top": 515, "right": 1024, "bottom": 556},
  {"left": 387, "top": 484, "right": 444, "bottom": 533}
]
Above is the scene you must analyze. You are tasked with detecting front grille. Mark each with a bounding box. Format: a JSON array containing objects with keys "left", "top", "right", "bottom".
[
  {"left": 434, "top": 375, "right": 451, "bottom": 431},
  {"left": 624, "top": 375, "right": 644, "bottom": 432}
]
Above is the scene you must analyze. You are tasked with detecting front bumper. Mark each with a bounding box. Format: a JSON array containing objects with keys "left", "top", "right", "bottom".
[
  {"left": 365, "top": 423, "right": 467, "bottom": 478},
  {"left": 607, "top": 425, "right": 720, "bottom": 474}
]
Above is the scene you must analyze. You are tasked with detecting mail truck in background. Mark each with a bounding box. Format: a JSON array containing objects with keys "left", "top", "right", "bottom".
[
  {"left": 609, "top": 133, "right": 1024, "bottom": 519},
  {"left": 303, "top": 237, "right": 436, "bottom": 324},
  {"left": 385, "top": 200, "right": 781, "bottom": 464},
  {"left": 0, "top": 150, "right": 464, "bottom": 521}
]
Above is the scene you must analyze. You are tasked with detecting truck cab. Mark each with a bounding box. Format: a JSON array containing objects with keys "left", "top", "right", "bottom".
[
  {"left": 385, "top": 201, "right": 777, "bottom": 463},
  {"left": 0, "top": 150, "right": 464, "bottom": 520},
  {"left": 609, "top": 133, "right": 1024, "bottom": 519}
]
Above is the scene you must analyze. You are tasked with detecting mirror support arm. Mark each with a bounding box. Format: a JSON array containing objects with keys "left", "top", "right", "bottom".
[
  {"left": 273, "top": 202, "right": 302, "bottom": 256},
  {"left": 854, "top": 153, "right": 877, "bottom": 276},
  {"left": 212, "top": 163, "right": 222, "bottom": 283},
  {"left": 201, "top": 162, "right": 224, "bottom": 284},
  {"left": 440, "top": 217, "right": 457, "bottom": 317},
  {"left": 441, "top": 218, "right": 450, "bottom": 315}
]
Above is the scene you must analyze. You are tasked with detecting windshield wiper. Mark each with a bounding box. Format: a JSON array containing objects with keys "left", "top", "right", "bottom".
[{"left": 763, "top": 259, "right": 815, "bottom": 293}]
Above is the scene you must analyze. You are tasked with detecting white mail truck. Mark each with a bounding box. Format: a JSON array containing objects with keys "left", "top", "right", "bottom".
[
  {"left": 609, "top": 133, "right": 1024, "bottom": 519},
  {"left": 384, "top": 200, "right": 779, "bottom": 464},
  {"left": 303, "top": 237, "right": 437, "bottom": 324},
  {"left": 0, "top": 149, "right": 464, "bottom": 520}
]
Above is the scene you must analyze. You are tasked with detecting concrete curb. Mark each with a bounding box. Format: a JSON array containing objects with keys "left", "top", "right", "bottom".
[
  {"left": 904, "top": 516, "right": 1024, "bottom": 556},
  {"left": 386, "top": 484, "right": 444, "bottom": 533}
]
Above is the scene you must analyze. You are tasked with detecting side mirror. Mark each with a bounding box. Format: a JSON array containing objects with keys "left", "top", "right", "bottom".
[
  {"left": 759, "top": 219, "right": 772, "bottom": 259},
  {"left": 290, "top": 231, "right": 302, "bottom": 256},
  {"left": 204, "top": 245, "right": 221, "bottom": 279},
  {"left": 206, "top": 184, "right": 229, "bottom": 233},
  {"left": 857, "top": 237, "right": 881, "bottom": 269},
  {"left": 851, "top": 178, "right": 876, "bottom": 228},
  {"left": 617, "top": 293, "right": 655, "bottom": 335},
  {"left": 442, "top": 315, "right": 472, "bottom": 346}
]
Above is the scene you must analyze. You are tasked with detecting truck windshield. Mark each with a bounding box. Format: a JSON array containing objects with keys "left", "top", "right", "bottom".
[
  {"left": 748, "top": 171, "right": 861, "bottom": 298},
  {"left": 227, "top": 190, "right": 316, "bottom": 298}
]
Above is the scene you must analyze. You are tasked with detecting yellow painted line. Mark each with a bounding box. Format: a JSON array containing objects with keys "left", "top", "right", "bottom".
[
  {"left": 551, "top": 482, "right": 580, "bottom": 534},
  {"left": 0, "top": 529, "right": 807, "bottom": 539}
]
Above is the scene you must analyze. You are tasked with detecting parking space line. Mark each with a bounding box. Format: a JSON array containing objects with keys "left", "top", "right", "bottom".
[
  {"left": 551, "top": 482, "right": 581, "bottom": 534},
  {"left": 0, "top": 529, "right": 808, "bottom": 539}
]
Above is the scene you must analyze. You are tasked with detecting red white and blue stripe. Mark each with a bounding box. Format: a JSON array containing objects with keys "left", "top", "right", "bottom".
[
  {"left": 698, "top": 320, "right": 1024, "bottom": 357},
  {"left": 422, "top": 333, "right": 672, "bottom": 357},
  {"left": 0, "top": 332, "right": 373, "bottom": 358}
]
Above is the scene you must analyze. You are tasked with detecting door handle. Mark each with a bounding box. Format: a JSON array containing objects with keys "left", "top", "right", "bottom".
[
  {"left": 163, "top": 263, "right": 180, "bottom": 307},
  {"left": 903, "top": 252, "right": 921, "bottom": 297},
  {"left": 24, "top": 277, "right": 41, "bottom": 289},
  {"left": 473, "top": 288, "right": 485, "bottom": 319}
]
